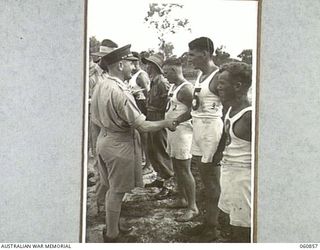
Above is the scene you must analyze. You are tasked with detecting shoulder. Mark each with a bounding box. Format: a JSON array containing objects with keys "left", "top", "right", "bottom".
[
  {"left": 155, "top": 74, "right": 170, "bottom": 88},
  {"left": 137, "top": 71, "right": 150, "bottom": 82},
  {"left": 243, "top": 109, "right": 252, "bottom": 121},
  {"left": 209, "top": 70, "right": 221, "bottom": 94},
  {"left": 179, "top": 83, "right": 193, "bottom": 95},
  {"left": 240, "top": 109, "right": 252, "bottom": 128},
  {"left": 177, "top": 82, "right": 193, "bottom": 104}
]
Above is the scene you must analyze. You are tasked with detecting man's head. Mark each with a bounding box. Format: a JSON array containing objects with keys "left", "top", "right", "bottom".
[
  {"left": 91, "top": 39, "right": 118, "bottom": 60},
  {"left": 217, "top": 62, "right": 252, "bottom": 104},
  {"left": 162, "top": 57, "right": 183, "bottom": 84},
  {"left": 99, "top": 44, "right": 138, "bottom": 81},
  {"left": 141, "top": 53, "right": 164, "bottom": 78},
  {"left": 131, "top": 51, "right": 141, "bottom": 74},
  {"left": 188, "top": 37, "right": 214, "bottom": 70}
]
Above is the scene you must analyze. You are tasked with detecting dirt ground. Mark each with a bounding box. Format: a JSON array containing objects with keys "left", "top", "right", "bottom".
[{"left": 85, "top": 155, "right": 230, "bottom": 243}]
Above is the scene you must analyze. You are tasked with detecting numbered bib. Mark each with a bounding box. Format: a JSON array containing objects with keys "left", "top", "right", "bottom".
[{"left": 192, "top": 87, "right": 201, "bottom": 110}]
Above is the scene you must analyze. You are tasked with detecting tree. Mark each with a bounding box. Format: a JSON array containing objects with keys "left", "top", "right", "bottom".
[
  {"left": 144, "top": 3, "right": 191, "bottom": 58},
  {"left": 214, "top": 45, "right": 230, "bottom": 66},
  {"left": 214, "top": 45, "right": 239, "bottom": 66},
  {"left": 237, "top": 49, "right": 252, "bottom": 64},
  {"left": 162, "top": 42, "right": 174, "bottom": 58}
]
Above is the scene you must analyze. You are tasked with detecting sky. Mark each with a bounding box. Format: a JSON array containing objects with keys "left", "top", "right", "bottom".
[{"left": 88, "top": 0, "right": 258, "bottom": 59}]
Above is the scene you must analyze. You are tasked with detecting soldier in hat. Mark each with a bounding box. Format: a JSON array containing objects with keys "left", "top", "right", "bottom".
[
  {"left": 142, "top": 53, "right": 174, "bottom": 200},
  {"left": 89, "top": 39, "right": 118, "bottom": 212},
  {"left": 91, "top": 44, "right": 178, "bottom": 242},
  {"left": 90, "top": 39, "right": 118, "bottom": 95}
]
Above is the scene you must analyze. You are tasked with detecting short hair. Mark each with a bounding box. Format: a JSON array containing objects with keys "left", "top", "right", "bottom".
[
  {"left": 219, "top": 62, "right": 252, "bottom": 89},
  {"left": 163, "top": 56, "right": 182, "bottom": 67},
  {"left": 101, "top": 39, "right": 118, "bottom": 48},
  {"left": 188, "top": 37, "right": 214, "bottom": 55}
]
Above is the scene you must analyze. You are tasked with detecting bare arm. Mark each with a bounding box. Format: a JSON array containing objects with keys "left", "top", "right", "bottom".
[
  {"left": 211, "top": 107, "right": 230, "bottom": 166},
  {"left": 209, "top": 72, "right": 220, "bottom": 96},
  {"left": 235, "top": 111, "right": 252, "bottom": 142},
  {"left": 212, "top": 130, "right": 227, "bottom": 166},
  {"left": 175, "top": 84, "right": 193, "bottom": 123},
  {"left": 90, "top": 121, "right": 100, "bottom": 156},
  {"left": 136, "top": 72, "right": 150, "bottom": 98}
]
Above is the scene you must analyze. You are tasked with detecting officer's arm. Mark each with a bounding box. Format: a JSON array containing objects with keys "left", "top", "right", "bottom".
[
  {"left": 119, "top": 91, "right": 178, "bottom": 133},
  {"left": 136, "top": 119, "right": 177, "bottom": 133},
  {"left": 90, "top": 122, "right": 100, "bottom": 156}
]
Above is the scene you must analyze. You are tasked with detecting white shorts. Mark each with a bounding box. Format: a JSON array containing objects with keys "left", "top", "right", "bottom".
[
  {"left": 166, "top": 123, "right": 193, "bottom": 160},
  {"left": 191, "top": 117, "right": 223, "bottom": 163},
  {"left": 218, "top": 164, "right": 251, "bottom": 227}
]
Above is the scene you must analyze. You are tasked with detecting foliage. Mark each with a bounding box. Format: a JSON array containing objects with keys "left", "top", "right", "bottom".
[
  {"left": 144, "top": 3, "right": 191, "bottom": 58},
  {"left": 237, "top": 49, "right": 252, "bottom": 65},
  {"left": 162, "top": 42, "right": 174, "bottom": 58},
  {"left": 212, "top": 45, "right": 239, "bottom": 66}
]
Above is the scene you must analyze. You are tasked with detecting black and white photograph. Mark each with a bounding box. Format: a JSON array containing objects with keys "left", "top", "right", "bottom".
[
  {"left": 3, "top": 0, "right": 320, "bottom": 245},
  {"left": 85, "top": 0, "right": 258, "bottom": 243}
]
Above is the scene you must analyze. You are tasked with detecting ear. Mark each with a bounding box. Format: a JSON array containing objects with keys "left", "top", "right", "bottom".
[
  {"left": 172, "top": 66, "right": 178, "bottom": 73},
  {"left": 234, "top": 81, "right": 242, "bottom": 91},
  {"left": 118, "top": 61, "right": 124, "bottom": 71}
]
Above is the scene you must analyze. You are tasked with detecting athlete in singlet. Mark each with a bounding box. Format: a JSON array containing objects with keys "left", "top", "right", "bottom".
[
  {"left": 185, "top": 37, "right": 223, "bottom": 240},
  {"left": 163, "top": 57, "right": 199, "bottom": 222},
  {"left": 128, "top": 52, "right": 150, "bottom": 115},
  {"left": 217, "top": 62, "right": 252, "bottom": 243}
]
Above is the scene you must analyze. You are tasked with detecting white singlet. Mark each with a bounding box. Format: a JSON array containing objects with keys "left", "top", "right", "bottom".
[
  {"left": 165, "top": 81, "right": 193, "bottom": 160},
  {"left": 191, "top": 69, "right": 222, "bottom": 119},
  {"left": 128, "top": 69, "right": 149, "bottom": 100},
  {"left": 165, "top": 81, "right": 192, "bottom": 126},
  {"left": 218, "top": 106, "right": 252, "bottom": 227},
  {"left": 222, "top": 106, "right": 252, "bottom": 167}
]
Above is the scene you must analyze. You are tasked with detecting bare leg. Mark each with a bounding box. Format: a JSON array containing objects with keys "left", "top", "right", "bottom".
[
  {"left": 198, "top": 161, "right": 220, "bottom": 227},
  {"left": 182, "top": 156, "right": 219, "bottom": 237},
  {"left": 105, "top": 190, "right": 125, "bottom": 238},
  {"left": 174, "top": 158, "right": 199, "bottom": 221},
  {"left": 172, "top": 162, "right": 187, "bottom": 206}
]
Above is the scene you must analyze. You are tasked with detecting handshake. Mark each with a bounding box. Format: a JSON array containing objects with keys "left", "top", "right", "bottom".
[{"left": 165, "top": 118, "right": 179, "bottom": 132}]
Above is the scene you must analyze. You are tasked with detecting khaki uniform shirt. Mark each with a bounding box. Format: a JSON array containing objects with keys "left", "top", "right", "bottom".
[
  {"left": 146, "top": 74, "right": 170, "bottom": 121},
  {"left": 91, "top": 76, "right": 145, "bottom": 133}
]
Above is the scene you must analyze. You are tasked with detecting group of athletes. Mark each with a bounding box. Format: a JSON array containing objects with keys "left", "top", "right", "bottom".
[{"left": 88, "top": 36, "right": 253, "bottom": 243}]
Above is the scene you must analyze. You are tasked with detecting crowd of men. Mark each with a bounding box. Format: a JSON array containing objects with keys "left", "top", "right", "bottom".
[{"left": 88, "top": 37, "right": 253, "bottom": 243}]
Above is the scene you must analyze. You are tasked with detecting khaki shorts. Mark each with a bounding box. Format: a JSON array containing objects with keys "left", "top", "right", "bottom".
[
  {"left": 218, "top": 164, "right": 251, "bottom": 227},
  {"left": 96, "top": 130, "right": 143, "bottom": 193},
  {"left": 191, "top": 117, "right": 223, "bottom": 163}
]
